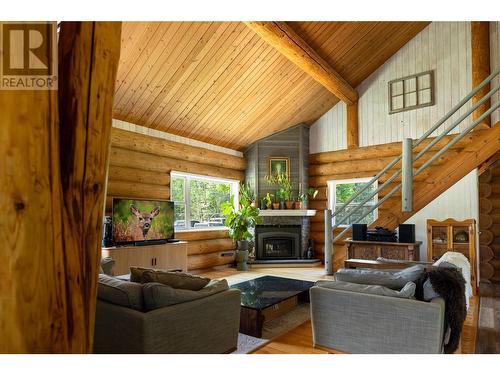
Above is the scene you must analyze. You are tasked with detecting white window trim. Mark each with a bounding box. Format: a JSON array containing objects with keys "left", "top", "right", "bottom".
[
  {"left": 327, "top": 177, "right": 378, "bottom": 227},
  {"left": 170, "top": 171, "right": 239, "bottom": 232}
]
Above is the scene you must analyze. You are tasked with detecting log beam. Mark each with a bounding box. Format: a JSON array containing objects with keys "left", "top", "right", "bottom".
[
  {"left": 244, "top": 21, "right": 358, "bottom": 105},
  {"left": 0, "top": 21, "right": 121, "bottom": 353},
  {"left": 471, "top": 22, "right": 491, "bottom": 128},
  {"left": 346, "top": 101, "right": 359, "bottom": 149}
]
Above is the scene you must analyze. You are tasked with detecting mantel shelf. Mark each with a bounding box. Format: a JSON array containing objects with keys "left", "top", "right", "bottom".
[{"left": 258, "top": 209, "right": 317, "bottom": 217}]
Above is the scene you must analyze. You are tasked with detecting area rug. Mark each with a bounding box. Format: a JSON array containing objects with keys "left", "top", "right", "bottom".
[{"left": 233, "top": 303, "right": 311, "bottom": 354}]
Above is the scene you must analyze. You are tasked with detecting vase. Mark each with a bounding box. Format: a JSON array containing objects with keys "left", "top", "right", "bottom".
[
  {"left": 235, "top": 240, "right": 249, "bottom": 271},
  {"left": 285, "top": 201, "right": 294, "bottom": 209},
  {"left": 272, "top": 202, "right": 280, "bottom": 210}
]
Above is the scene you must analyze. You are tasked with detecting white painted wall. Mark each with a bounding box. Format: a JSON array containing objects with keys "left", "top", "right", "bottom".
[
  {"left": 491, "top": 21, "right": 500, "bottom": 125},
  {"left": 310, "top": 22, "right": 475, "bottom": 153},
  {"left": 404, "top": 170, "right": 479, "bottom": 262}
]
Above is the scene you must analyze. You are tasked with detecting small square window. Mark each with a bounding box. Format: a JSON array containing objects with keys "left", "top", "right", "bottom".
[{"left": 389, "top": 71, "right": 434, "bottom": 114}]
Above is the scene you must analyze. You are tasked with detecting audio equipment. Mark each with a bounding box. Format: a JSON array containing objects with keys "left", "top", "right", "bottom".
[
  {"left": 352, "top": 224, "right": 367, "bottom": 241},
  {"left": 398, "top": 224, "right": 416, "bottom": 243}
]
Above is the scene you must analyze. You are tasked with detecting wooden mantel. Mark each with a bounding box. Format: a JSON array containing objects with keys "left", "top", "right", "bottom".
[
  {"left": 244, "top": 21, "right": 358, "bottom": 105},
  {"left": 259, "top": 209, "right": 317, "bottom": 217}
]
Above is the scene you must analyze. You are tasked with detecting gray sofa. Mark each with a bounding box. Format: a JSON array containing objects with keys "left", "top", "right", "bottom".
[
  {"left": 310, "top": 266, "right": 446, "bottom": 354},
  {"left": 94, "top": 274, "right": 241, "bottom": 354}
]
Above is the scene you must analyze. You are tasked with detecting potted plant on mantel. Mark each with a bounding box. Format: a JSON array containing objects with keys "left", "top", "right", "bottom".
[
  {"left": 265, "top": 172, "right": 294, "bottom": 209},
  {"left": 221, "top": 195, "right": 262, "bottom": 271},
  {"left": 297, "top": 187, "right": 319, "bottom": 209}
]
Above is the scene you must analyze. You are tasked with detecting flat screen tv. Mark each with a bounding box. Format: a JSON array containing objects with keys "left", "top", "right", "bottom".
[{"left": 112, "top": 198, "right": 174, "bottom": 244}]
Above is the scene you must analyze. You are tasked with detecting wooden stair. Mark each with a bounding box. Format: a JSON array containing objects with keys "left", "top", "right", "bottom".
[{"left": 309, "top": 121, "right": 500, "bottom": 270}]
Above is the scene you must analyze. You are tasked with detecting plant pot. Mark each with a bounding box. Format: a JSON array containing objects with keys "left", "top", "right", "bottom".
[
  {"left": 285, "top": 201, "right": 294, "bottom": 209},
  {"left": 272, "top": 202, "right": 280, "bottom": 210},
  {"left": 259, "top": 202, "right": 266, "bottom": 210},
  {"left": 235, "top": 250, "right": 249, "bottom": 271},
  {"left": 236, "top": 240, "right": 249, "bottom": 251},
  {"left": 296, "top": 201, "right": 306, "bottom": 209},
  {"left": 279, "top": 201, "right": 285, "bottom": 210},
  {"left": 251, "top": 200, "right": 258, "bottom": 208}
]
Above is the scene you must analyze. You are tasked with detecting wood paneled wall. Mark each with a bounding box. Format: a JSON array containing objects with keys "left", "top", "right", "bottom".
[
  {"left": 479, "top": 158, "right": 500, "bottom": 283},
  {"left": 309, "top": 131, "right": 487, "bottom": 270},
  {"left": 106, "top": 127, "right": 246, "bottom": 271},
  {"left": 310, "top": 22, "right": 474, "bottom": 153}
]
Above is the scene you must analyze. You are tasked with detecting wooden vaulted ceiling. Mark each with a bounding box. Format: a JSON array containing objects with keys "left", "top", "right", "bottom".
[{"left": 113, "top": 21, "right": 429, "bottom": 150}]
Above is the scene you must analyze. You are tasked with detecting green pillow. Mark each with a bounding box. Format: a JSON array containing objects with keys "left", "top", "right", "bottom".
[
  {"left": 142, "top": 270, "right": 210, "bottom": 291},
  {"left": 129, "top": 266, "right": 182, "bottom": 283}
]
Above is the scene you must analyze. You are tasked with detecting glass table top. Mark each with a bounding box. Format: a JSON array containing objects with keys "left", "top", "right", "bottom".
[{"left": 230, "top": 275, "right": 315, "bottom": 310}]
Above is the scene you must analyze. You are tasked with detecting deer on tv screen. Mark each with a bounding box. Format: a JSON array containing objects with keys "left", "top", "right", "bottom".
[{"left": 112, "top": 199, "right": 174, "bottom": 243}]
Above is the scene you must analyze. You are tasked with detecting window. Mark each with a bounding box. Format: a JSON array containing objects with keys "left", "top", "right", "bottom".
[
  {"left": 328, "top": 177, "right": 378, "bottom": 227},
  {"left": 170, "top": 172, "right": 238, "bottom": 231},
  {"left": 388, "top": 70, "right": 434, "bottom": 114}
]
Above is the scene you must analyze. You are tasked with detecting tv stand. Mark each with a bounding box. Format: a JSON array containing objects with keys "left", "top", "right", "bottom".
[
  {"left": 102, "top": 241, "right": 188, "bottom": 274},
  {"left": 135, "top": 239, "right": 168, "bottom": 246}
]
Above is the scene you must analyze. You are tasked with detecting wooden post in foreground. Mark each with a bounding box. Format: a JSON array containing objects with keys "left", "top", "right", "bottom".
[
  {"left": 0, "top": 22, "right": 121, "bottom": 353},
  {"left": 347, "top": 100, "right": 359, "bottom": 149},
  {"left": 471, "top": 22, "right": 491, "bottom": 128}
]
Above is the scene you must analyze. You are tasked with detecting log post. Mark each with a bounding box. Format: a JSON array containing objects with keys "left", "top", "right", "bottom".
[
  {"left": 0, "top": 22, "right": 121, "bottom": 353},
  {"left": 471, "top": 22, "right": 491, "bottom": 128},
  {"left": 346, "top": 100, "right": 359, "bottom": 149}
]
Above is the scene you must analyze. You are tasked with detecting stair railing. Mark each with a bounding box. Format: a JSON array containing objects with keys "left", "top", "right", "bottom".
[{"left": 323, "top": 67, "right": 500, "bottom": 272}]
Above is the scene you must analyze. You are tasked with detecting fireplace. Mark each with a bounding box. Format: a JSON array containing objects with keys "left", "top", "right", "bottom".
[{"left": 255, "top": 225, "right": 301, "bottom": 260}]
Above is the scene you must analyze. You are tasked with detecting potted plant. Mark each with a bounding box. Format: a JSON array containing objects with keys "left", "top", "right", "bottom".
[
  {"left": 221, "top": 195, "right": 262, "bottom": 271},
  {"left": 275, "top": 188, "right": 286, "bottom": 209},
  {"left": 264, "top": 192, "right": 273, "bottom": 209},
  {"left": 239, "top": 182, "right": 257, "bottom": 208},
  {"left": 297, "top": 187, "right": 319, "bottom": 209}
]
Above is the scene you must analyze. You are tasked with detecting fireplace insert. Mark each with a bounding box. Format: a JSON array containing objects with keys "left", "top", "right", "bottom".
[{"left": 255, "top": 225, "right": 301, "bottom": 260}]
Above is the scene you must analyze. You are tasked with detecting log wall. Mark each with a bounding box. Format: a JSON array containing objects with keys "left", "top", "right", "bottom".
[
  {"left": 106, "top": 127, "right": 247, "bottom": 271},
  {"left": 479, "top": 156, "right": 500, "bottom": 283}
]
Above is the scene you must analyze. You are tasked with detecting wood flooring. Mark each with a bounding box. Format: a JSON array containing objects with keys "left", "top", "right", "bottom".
[
  {"left": 476, "top": 282, "right": 500, "bottom": 353},
  {"left": 199, "top": 266, "right": 482, "bottom": 354}
]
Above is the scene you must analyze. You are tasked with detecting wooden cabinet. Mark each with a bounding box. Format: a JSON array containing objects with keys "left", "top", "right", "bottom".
[
  {"left": 345, "top": 239, "right": 421, "bottom": 261},
  {"left": 102, "top": 242, "right": 188, "bottom": 275},
  {"left": 426, "top": 218, "right": 477, "bottom": 294}
]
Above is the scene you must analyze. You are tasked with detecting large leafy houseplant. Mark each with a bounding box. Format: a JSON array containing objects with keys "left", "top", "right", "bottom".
[
  {"left": 221, "top": 195, "right": 262, "bottom": 249},
  {"left": 221, "top": 195, "right": 262, "bottom": 271}
]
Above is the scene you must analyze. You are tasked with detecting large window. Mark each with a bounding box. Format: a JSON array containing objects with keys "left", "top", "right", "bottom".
[
  {"left": 328, "top": 177, "right": 378, "bottom": 227},
  {"left": 171, "top": 172, "right": 238, "bottom": 231}
]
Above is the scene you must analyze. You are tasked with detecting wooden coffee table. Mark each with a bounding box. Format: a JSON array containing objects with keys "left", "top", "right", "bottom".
[{"left": 230, "top": 276, "right": 314, "bottom": 338}]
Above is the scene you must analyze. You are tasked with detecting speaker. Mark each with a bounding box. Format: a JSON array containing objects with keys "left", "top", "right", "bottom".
[
  {"left": 102, "top": 216, "right": 114, "bottom": 247},
  {"left": 352, "top": 224, "right": 367, "bottom": 241},
  {"left": 398, "top": 224, "right": 415, "bottom": 243}
]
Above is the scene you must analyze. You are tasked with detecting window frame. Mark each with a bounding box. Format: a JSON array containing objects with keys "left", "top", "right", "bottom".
[
  {"left": 388, "top": 70, "right": 435, "bottom": 114},
  {"left": 170, "top": 171, "right": 239, "bottom": 232},
  {"left": 327, "top": 177, "right": 378, "bottom": 228}
]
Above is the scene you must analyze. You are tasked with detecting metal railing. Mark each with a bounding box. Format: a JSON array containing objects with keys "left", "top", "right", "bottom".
[{"left": 325, "top": 67, "right": 500, "bottom": 249}]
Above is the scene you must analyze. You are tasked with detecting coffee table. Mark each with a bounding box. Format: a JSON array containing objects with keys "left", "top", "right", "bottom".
[{"left": 230, "top": 275, "right": 314, "bottom": 338}]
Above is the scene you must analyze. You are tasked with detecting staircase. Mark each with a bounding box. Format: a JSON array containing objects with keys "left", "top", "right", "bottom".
[{"left": 323, "top": 67, "right": 500, "bottom": 273}]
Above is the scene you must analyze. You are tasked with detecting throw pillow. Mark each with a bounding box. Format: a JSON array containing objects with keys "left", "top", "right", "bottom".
[
  {"left": 97, "top": 274, "right": 144, "bottom": 311},
  {"left": 142, "top": 270, "right": 211, "bottom": 290},
  {"left": 129, "top": 266, "right": 182, "bottom": 283},
  {"left": 335, "top": 264, "right": 424, "bottom": 289},
  {"left": 142, "top": 279, "right": 229, "bottom": 310},
  {"left": 316, "top": 280, "right": 416, "bottom": 299},
  {"left": 100, "top": 257, "right": 115, "bottom": 276}
]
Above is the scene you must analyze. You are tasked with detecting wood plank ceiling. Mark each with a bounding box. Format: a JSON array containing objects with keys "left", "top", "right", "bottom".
[{"left": 114, "top": 21, "right": 429, "bottom": 151}]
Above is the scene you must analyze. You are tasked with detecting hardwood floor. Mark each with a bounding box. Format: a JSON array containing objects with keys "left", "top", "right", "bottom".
[
  {"left": 476, "top": 282, "right": 500, "bottom": 353},
  {"left": 199, "top": 265, "right": 481, "bottom": 354}
]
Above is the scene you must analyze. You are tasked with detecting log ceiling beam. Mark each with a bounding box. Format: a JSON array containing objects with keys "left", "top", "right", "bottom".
[
  {"left": 244, "top": 21, "right": 358, "bottom": 105},
  {"left": 346, "top": 100, "right": 359, "bottom": 149},
  {"left": 471, "top": 21, "right": 491, "bottom": 128}
]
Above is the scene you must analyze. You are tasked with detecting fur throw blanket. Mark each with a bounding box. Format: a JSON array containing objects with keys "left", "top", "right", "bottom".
[{"left": 415, "top": 268, "right": 467, "bottom": 354}]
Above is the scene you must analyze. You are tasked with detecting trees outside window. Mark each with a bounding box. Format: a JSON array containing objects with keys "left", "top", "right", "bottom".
[
  {"left": 171, "top": 172, "right": 238, "bottom": 231},
  {"left": 328, "top": 177, "right": 378, "bottom": 226}
]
